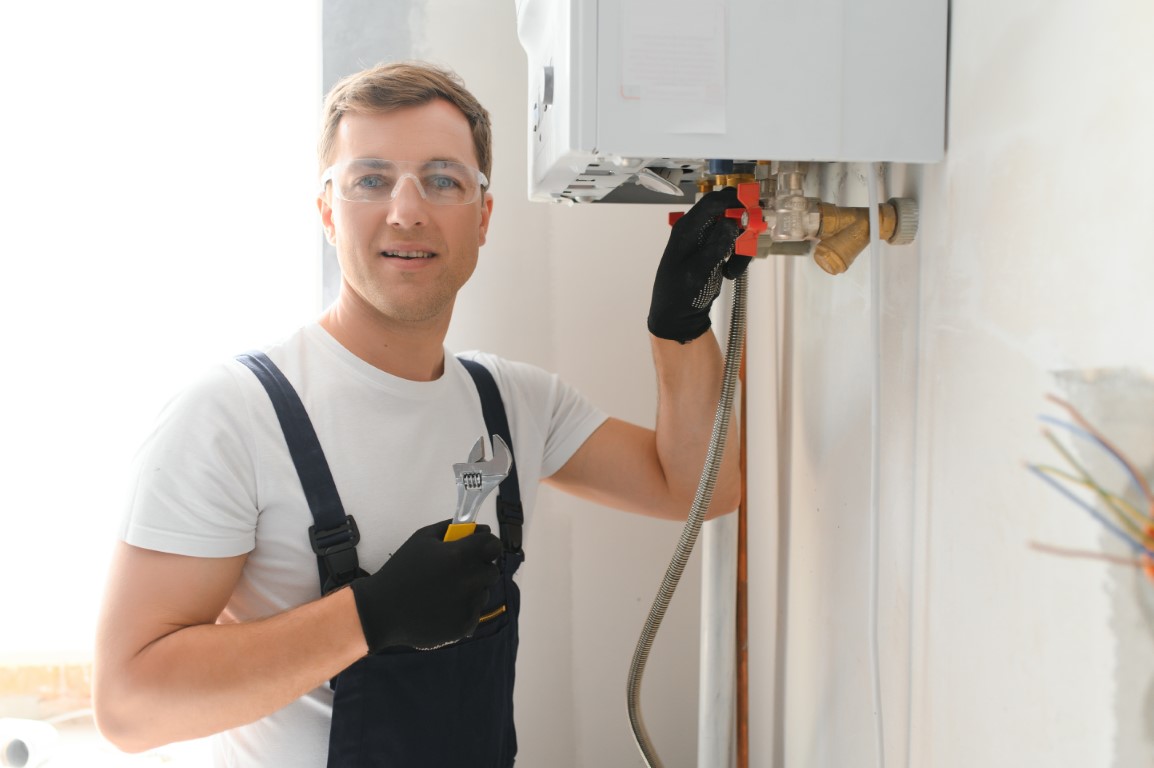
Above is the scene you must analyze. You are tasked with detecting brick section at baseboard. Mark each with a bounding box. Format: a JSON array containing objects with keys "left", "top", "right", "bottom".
[{"left": 0, "top": 664, "right": 93, "bottom": 720}]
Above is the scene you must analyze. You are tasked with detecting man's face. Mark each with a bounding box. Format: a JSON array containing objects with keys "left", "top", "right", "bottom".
[{"left": 318, "top": 100, "right": 492, "bottom": 328}]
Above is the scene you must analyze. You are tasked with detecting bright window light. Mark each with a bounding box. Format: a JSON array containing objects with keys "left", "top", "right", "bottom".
[{"left": 0, "top": 0, "right": 322, "bottom": 669}]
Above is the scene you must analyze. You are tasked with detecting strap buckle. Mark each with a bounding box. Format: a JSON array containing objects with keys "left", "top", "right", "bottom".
[
  {"left": 309, "top": 516, "right": 364, "bottom": 594},
  {"left": 497, "top": 500, "right": 524, "bottom": 558}
]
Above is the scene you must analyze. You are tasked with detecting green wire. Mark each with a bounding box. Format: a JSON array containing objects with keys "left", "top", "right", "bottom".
[
  {"left": 1039, "top": 428, "right": 1154, "bottom": 542},
  {"left": 1033, "top": 463, "right": 1152, "bottom": 545}
]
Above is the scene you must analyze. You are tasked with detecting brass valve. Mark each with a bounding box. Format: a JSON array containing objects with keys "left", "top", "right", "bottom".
[
  {"left": 693, "top": 160, "right": 919, "bottom": 275},
  {"left": 812, "top": 198, "right": 918, "bottom": 275}
]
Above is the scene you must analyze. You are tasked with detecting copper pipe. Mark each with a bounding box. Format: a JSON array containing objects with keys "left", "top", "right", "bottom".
[{"left": 736, "top": 331, "right": 749, "bottom": 768}]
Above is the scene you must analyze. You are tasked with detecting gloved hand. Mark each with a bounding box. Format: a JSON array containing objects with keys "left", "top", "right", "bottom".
[
  {"left": 349, "top": 519, "right": 502, "bottom": 652},
  {"left": 647, "top": 187, "right": 752, "bottom": 344}
]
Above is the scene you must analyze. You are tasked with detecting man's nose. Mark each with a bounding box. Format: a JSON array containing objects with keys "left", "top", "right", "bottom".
[{"left": 385, "top": 174, "right": 428, "bottom": 227}]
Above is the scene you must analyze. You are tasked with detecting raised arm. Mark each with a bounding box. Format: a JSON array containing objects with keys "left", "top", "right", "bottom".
[{"left": 547, "top": 188, "right": 747, "bottom": 520}]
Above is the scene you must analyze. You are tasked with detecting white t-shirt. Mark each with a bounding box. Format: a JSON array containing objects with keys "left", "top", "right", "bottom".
[{"left": 118, "top": 323, "right": 607, "bottom": 766}]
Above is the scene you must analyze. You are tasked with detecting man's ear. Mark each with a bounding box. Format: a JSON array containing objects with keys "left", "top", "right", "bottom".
[
  {"left": 318, "top": 193, "right": 337, "bottom": 245},
  {"left": 477, "top": 192, "right": 494, "bottom": 247}
]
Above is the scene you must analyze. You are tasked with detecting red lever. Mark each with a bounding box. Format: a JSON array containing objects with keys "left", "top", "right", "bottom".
[
  {"left": 723, "top": 182, "right": 766, "bottom": 257},
  {"left": 668, "top": 182, "right": 765, "bottom": 257}
]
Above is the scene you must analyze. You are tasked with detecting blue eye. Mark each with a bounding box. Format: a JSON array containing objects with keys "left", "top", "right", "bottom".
[
  {"left": 426, "top": 174, "right": 462, "bottom": 191},
  {"left": 357, "top": 175, "right": 388, "bottom": 189}
]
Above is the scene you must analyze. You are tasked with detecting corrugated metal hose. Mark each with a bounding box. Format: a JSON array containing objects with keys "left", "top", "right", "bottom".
[{"left": 627, "top": 271, "right": 748, "bottom": 768}]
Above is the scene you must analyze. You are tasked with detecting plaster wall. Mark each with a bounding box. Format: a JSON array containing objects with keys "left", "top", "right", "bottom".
[{"left": 744, "top": 2, "right": 1154, "bottom": 766}]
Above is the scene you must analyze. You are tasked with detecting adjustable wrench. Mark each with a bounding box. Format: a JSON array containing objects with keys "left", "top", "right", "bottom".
[{"left": 444, "top": 434, "right": 512, "bottom": 542}]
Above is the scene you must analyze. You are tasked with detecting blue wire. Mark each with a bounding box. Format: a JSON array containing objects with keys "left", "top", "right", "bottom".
[
  {"left": 1037, "top": 414, "right": 1149, "bottom": 499},
  {"left": 1027, "top": 464, "right": 1154, "bottom": 559}
]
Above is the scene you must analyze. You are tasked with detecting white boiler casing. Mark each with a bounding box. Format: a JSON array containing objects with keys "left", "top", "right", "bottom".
[{"left": 515, "top": 0, "right": 948, "bottom": 203}]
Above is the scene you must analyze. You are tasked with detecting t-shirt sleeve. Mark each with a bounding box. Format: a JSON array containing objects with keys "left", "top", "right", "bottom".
[
  {"left": 472, "top": 354, "right": 608, "bottom": 479},
  {"left": 119, "top": 362, "right": 261, "bottom": 558},
  {"left": 538, "top": 373, "right": 607, "bottom": 478}
]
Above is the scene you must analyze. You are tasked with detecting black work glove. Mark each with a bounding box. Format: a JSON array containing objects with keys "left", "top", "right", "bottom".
[
  {"left": 647, "top": 187, "right": 752, "bottom": 344},
  {"left": 349, "top": 519, "right": 502, "bottom": 652}
]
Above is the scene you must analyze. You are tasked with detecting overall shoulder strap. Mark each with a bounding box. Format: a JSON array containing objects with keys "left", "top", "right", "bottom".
[
  {"left": 457, "top": 357, "right": 524, "bottom": 560},
  {"left": 235, "top": 351, "right": 365, "bottom": 595}
]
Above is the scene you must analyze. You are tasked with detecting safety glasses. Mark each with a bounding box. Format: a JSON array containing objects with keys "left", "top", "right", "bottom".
[{"left": 320, "top": 158, "right": 489, "bottom": 206}]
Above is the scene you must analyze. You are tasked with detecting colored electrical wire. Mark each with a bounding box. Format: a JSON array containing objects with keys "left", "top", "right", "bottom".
[
  {"left": 1026, "top": 464, "right": 1154, "bottom": 559},
  {"left": 1038, "top": 415, "right": 1153, "bottom": 509},
  {"left": 1039, "top": 425, "right": 1153, "bottom": 529},
  {"left": 1046, "top": 394, "right": 1154, "bottom": 502},
  {"left": 1028, "top": 540, "right": 1151, "bottom": 569},
  {"left": 1029, "top": 394, "right": 1154, "bottom": 588},
  {"left": 1031, "top": 463, "right": 1151, "bottom": 543}
]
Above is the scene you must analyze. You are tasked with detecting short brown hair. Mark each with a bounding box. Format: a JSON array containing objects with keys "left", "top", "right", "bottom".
[{"left": 318, "top": 61, "right": 493, "bottom": 182}]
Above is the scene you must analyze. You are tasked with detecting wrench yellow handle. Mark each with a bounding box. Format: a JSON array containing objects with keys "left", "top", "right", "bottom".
[{"left": 444, "top": 522, "right": 477, "bottom": 542}]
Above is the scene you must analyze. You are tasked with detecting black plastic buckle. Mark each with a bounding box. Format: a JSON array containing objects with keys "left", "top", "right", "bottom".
[
  {"left": 309, "top": 516, "right": 363, "bottom": 593},
  {"left": 496, "top": 500, "right": 524, "bottom": 557}
]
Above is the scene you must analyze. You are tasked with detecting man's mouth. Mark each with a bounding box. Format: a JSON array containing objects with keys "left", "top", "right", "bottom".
[{"left": 383, "top": 250, "right": 436, "bottom": 260}]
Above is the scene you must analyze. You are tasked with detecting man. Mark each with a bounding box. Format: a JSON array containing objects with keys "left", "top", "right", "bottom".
[{"left": 94, "top": 61, "right": 744, "bottom": 766}]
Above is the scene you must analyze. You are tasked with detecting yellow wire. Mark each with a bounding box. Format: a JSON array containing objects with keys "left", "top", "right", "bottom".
[
  {"left": 1040, "top": 428, "right": 1154, "bottom": 522},
  {"left": 1046, "top": 393, "right": 1154, "bottom": 505},
  {"left": 1040, "top": 427, "right": 1153, "bottom": 530},
  {"left": 1033, "top": 463, "right": 1153, "bottom": 546},
  {"left": 1034, "top": 455, "right": 1146, "bottom": 524}
]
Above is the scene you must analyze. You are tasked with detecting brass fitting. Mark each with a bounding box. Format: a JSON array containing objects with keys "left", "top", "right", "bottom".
[
  {"left": 813, "top": 216, "right": 874, "bottom": 275},
  {"left": 812, "top": 198, "right": 917, "bottom": 275},
  {"left": 724, "top": 173, "right": 756, "bottom": 188}
]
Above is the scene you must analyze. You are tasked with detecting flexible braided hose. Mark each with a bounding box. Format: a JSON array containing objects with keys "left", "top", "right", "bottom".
[{"left": 627, "top": 271, "right": 748, "bottom": 768}]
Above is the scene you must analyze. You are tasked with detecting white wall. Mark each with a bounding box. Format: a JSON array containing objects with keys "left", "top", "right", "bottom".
[{"left": 746, "top": 2, "right": 1154, "bottom": 766}]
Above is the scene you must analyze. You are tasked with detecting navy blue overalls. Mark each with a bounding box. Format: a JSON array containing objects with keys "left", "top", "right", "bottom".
[{"left": 237, "top": 352, "right": 523, "bottom": 767}]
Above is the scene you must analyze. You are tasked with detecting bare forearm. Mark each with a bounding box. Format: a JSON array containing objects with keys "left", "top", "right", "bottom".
[
  {"left": 96, "top": 587, "right": 367, "bottom": 752},
  {"left": 651, "top": 332, "right": 742, "bottom": 516}
]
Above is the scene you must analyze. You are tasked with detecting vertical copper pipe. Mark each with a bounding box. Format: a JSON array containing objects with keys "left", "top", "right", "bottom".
[{"left": 736, "top": 336, "right": 749, "bottom": 768}]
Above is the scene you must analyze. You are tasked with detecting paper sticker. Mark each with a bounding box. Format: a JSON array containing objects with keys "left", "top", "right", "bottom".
[{"left": 621, "top": 0, "right": 727, "bottom": 134}]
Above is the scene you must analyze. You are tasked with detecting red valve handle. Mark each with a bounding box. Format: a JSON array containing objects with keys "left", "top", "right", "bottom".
[
  {"left": 723, "top": 182, "right": 766, "bottom": 257},
  {"left": 667, "top": 182, "right": 765, "bottom": 257}
]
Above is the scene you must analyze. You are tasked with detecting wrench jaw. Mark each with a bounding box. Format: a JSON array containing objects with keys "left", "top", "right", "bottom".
[
  {"left": 450, "top": 435, "right": 512, "bottom": 527},
  {"left": 486, "top": 435, "right": 511, "bottom": 475},
  {"left": 466, "top": 436, "right": 485, "bottom": 464}
]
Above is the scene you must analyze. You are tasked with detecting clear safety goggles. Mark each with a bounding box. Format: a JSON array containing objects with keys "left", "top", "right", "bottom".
[{"left": 320, "top": 158, "right": 489, "bottom": 206}]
